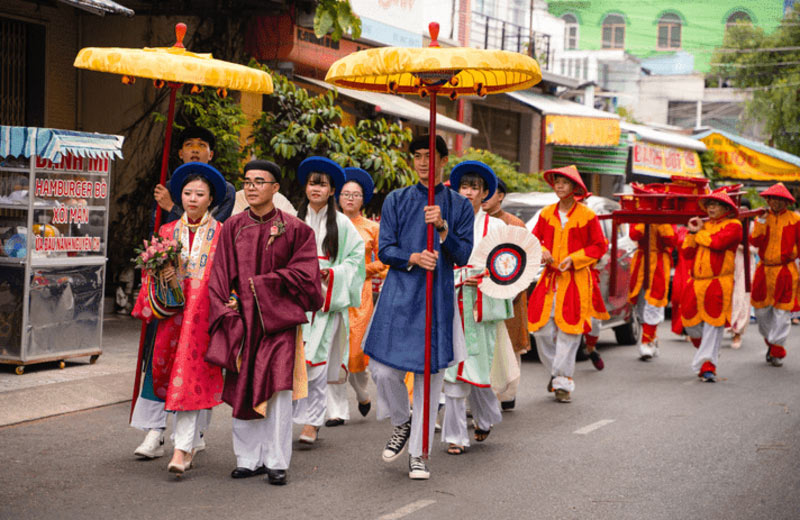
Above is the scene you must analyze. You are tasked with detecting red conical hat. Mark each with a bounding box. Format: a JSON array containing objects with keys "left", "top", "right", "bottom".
[
  {"left": 760, "top": 182, "right": 795, "bottom": 203},
  {"left": 699, "top": 188, "right": 738, "bottom": 215},
  {"left": 543, "top": 165, "right": 589, "bottom": 199}
]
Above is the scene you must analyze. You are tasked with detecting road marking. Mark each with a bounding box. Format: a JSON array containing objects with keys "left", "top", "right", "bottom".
[
  {"left": 574, "top": 419, "right": 615, "bottom": 435},
  {"left": 378, "top": 499, "right": 436, "bottom": 520}
]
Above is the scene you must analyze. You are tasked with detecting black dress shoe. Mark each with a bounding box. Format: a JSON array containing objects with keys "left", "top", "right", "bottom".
[
  {"left": 358, "top": 401, "right": 371, "bottom": 417},
  {"left": 231, "top": 465, "right": 267, "bottom": 479},
  {"left": 500, "top": 399, "right": 515, "bottom": 411},
  {"left": 266, "top": 468, "right": 287, "bottom": 485},
  {"left": 325, "top": 418, "right": 345, "bottom": 427}
]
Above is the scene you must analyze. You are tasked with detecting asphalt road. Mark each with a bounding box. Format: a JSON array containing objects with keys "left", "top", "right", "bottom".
[{"left": 1, "top": 322, "right": 798, "bottom": 520}]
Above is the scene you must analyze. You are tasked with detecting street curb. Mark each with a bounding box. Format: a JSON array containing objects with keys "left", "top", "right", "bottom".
[{"left": 0, "top": 371, "right": 132, "bottom": 427}]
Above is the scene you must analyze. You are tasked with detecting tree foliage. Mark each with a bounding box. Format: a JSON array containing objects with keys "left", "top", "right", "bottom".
[
  {"left": 248, "top": 63, "right": 415, "bottom": 213},
  {"left": 314, "top": 0, "right": 362, "bottom": 41},
  {"left": 444, "top": 147, "right": 551, "bottom": 193},
  {"left": 711, "top": 6, "right": 800, "bottom": 154}
]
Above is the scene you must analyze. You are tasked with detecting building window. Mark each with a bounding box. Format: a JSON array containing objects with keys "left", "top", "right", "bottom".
[
  {"left": 562, "top": 14, "right": 579, "bottom": 50},
  {"left": 602, "top": 14, "right": 625, "bottom": 49},
  {"left": 0, "top": 17, "right": 45, "bottom": 126},
  {"left": 726, "top": 11, "right": 752, "bottom": 30},
  {"left": 657, "top": 13, "right": 682, "bottom": 49}
]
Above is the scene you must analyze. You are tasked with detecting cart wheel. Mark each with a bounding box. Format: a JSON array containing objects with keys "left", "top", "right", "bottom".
[
  {"left": 89, "top": 355, "right": 100, "bottom": 365},
  {"left": 15, "top": 366, "right": 24, "bottom": 375},
  {"left": 59, "top": 361, "right": 66, "bottom": 369}
]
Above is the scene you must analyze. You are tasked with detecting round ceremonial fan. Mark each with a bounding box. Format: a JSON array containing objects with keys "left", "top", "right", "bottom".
[{"left": 472, "top": 225, "right": 542, "bottom": 299}]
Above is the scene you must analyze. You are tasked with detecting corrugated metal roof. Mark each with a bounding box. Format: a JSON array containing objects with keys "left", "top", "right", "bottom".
[
  {"left": 58, "top": 0, "right": 134, "bottom": 17},
  {"left": 622, "top": 122, "right": 706, "bottom": 152},
  {"left": 693, "top": 128, "right": 800, "bottom": 168},
  {"left": 0, "top": 126, "right": 125, "bottom": 162},
  {"left": 298, "top": 76, "right": 478, "bottom": 136},
  {"left": 507, "top": 90, "right": 619, "bottom": 119}
]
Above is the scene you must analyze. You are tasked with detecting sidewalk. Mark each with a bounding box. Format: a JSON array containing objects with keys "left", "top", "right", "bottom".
[{"left": 0, "top": 314, "right": 141, "bottom": 427}]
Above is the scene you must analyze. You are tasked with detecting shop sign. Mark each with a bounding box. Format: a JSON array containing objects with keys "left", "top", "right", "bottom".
[
  {"left": 632, "top": 141, "right": 703, "bottom": 178},
  {"left": 700, "top": 132, "right": 800, "bottom": 182}
]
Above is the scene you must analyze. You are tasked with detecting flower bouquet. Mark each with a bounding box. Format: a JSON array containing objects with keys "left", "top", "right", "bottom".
[{"left": 132, "top": 236, "right": 185, "bottom": 318}]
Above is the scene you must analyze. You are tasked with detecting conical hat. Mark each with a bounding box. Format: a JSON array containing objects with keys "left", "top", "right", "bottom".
[
  {"left": 542, "top": 165, "right": 589, "bottom": 199},
  {"left": 699, "top": 188, "right": 738, "bottom": 215},
  {"left": 760, "top": 182, "right": 795, "bottom": 203}
]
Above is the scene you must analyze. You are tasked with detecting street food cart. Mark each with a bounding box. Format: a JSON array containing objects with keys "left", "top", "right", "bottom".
[{"left": 0, "top": 126, "right": 123, "bottom": 374}]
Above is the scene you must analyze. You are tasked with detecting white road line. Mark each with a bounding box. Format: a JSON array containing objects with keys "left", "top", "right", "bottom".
[
  {"left": 377, "top": 499, "right": 436, "bottom": 520},
  {"left": 573, "top": 419, "right": 615, "bottom": 435}
]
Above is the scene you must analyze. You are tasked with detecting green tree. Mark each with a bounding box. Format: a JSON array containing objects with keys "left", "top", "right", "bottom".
[
  {"left": 314, "top": 0, "right": 362, "bottom": 41},
  {"left": 248, "top": 64, "right": 415, "bottom": 213},
  {"left": 444, "top": 148, "right": 551, "bottom": 193},
  {"left": 711, "top": 6, "right": 800, "bottom": 155}
]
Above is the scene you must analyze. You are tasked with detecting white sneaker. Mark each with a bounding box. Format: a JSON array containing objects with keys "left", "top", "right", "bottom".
[
  {"left": 134, "top": 429, "right": 165, "bottom": 459},
  {"left": 651, "top": 339, "right": 659, "bottom": 358},
  {"left": 638, "top": 342, "right": 654, "bottom": 361}
]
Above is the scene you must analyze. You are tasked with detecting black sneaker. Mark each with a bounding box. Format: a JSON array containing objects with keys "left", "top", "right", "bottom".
[
  {"left": 382, "top": 420, "right": 411, "bottom": 462},
  {"left": 408, "top": 455, "right": 430, "bottom": 480}
]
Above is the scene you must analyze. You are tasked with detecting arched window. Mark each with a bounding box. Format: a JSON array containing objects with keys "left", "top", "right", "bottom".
[
  {"left": 602, "top": 14, "right": 625, "bottom": 49},
  {"left": 562, "top": 14, "right": 579, "bottom": 50},
  {"left": 657, "top": 13, "right": 681, "bottom": 49},
  {"left": 726, "top": 11, "right": 752, "bottom": 30}
]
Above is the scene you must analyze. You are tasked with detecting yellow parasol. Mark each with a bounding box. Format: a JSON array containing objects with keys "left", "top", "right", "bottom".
[
  {"left": 74, "top": 23, "right": 273, "bottom": 420},
  {"left": 326, "top": 23, "right": 541, "bottom": 459}
]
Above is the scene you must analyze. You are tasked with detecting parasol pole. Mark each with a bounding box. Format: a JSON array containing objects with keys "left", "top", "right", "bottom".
[
  {"left": 130, "top": 22, "right": 186, "bottom": 421},
  {"left": 422, "top": 22, "right": 442, "bottom": 460}
]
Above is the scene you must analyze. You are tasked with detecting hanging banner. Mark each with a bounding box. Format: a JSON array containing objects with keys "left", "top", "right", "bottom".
[
  {"left": 631, "top": 141, "right": 703, "bottom": 178},
  {"left": 700, "top": 132, "right": 800, "bottom": 182}
]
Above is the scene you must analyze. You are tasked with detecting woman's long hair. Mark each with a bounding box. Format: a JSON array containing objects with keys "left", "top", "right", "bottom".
[{"left": 297, "top": 172, "right": 339, "bottom": 260}]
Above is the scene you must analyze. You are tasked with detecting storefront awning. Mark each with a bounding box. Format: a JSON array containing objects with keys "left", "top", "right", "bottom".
[
  {"left": 1, "top": 126, "right": 125, "bottom": 162},
  {"left": 694, "top": 129, "right": 800, "bottom": 182},
  {"left": 624, "top": 122, "right": 706, "bottom": 179},
  {"left": 298, "top": 76, "right": 478, "bottom": 136},
  {"left": 507, "top": 90, "right": 620, "bottom": 147},
  {"left": 58, "top": 0, "right": 134, "bottom": 16},
  {"left": 552, "top": 140, "right": 629, "bottom": 177}
]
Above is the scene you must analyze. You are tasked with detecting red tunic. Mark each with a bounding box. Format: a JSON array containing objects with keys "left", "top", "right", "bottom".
[
  {"left": 680, "top": 218, "right": 742, "bottom": 328},
  {"left": 628, "top": 223, "right": 677, "bottom": 307},
  {"left": 750, "top": 209, "right": 800, "bottom": 311},
  {"left": 528, "top": 202, "right": 608, "bottom": 335}
]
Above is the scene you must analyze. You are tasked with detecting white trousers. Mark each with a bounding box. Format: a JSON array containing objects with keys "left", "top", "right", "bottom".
[
  {"left": 233, "top": 390, "right": 293, "bottom": 470},
  {"left": 326, "top": 369, "right": 371, "bottom": 421},
  {"left": 130, "top": 397, "right": 168, "bottom": 431},
  {"left": 293, "top": 363, "right": 328, "bottom": 427},
  {"left": 130, "top": 395, "right": 212, "bottom": 438},
  {"left": 686, "top": 322, "right": 724, "bottom": 373},
  {"left": 635, "top": 291, "right": 666, "bottom": 326},
  {"left": 754, "top": 306, "right": 791, "bottom": 346},
  {"left": 173, "top": 410, "right": 205, "bottom": 452},
  {"left": 370, "top": 359, "right": 445, "bottom": 458},
  {"left": 533, "top": 318, "right": 581, "bottom": 392},
  {"left": 442, "top": 382, "right": 502, "bottom": 447},
  {"left": 588, "top": 317, "right": 602, "bottom": 337}
]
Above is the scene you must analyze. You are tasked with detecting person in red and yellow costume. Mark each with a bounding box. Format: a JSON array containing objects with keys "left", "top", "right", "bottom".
[
  {"left": 681, "top": 189, "right": 742, "bottom": 382},
  {"left": 750, "top": 182, "right": 800, "bottom": 367},
  {"left": 628, "top": 223, "right": 678, "bottom": 360},
  {"left": 528, "top": 166, "right": 607, "bottom": 402}
]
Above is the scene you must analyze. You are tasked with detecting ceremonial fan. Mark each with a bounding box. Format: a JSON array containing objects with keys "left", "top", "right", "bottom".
[
  {"left": 326, "top": 22, "right": 541, "bottom": 458},
  {"left": 471, "top": 225, "right": 542, "bottom": 299}
]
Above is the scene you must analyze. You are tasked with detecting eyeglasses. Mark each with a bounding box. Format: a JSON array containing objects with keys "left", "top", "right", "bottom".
[
  {"left": 242, "top": 179, "right": 278, "bottom": 188},
  {"left": 339, "top": 192, "right": 363, "bottom": 200}
]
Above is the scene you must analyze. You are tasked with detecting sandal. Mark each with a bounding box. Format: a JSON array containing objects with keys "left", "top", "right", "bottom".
[
  {"left": 447, "top": 444, "right": 466, "bottom": 455},
  {"left": 474, "top": 428, "right": 491, "bottom": 442}
]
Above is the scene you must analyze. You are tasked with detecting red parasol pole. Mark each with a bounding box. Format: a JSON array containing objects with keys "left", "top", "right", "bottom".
[
  {"left": 422, "top": 22, "right": 442, "bottom": 460},
  {"left": 130, "top": 22, "right": 186, "bottom": 421}
]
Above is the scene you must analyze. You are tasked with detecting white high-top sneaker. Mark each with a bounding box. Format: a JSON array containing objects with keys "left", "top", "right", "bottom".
[{"left": 134, "top": 429, "right": 165, "bottom": 459}]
